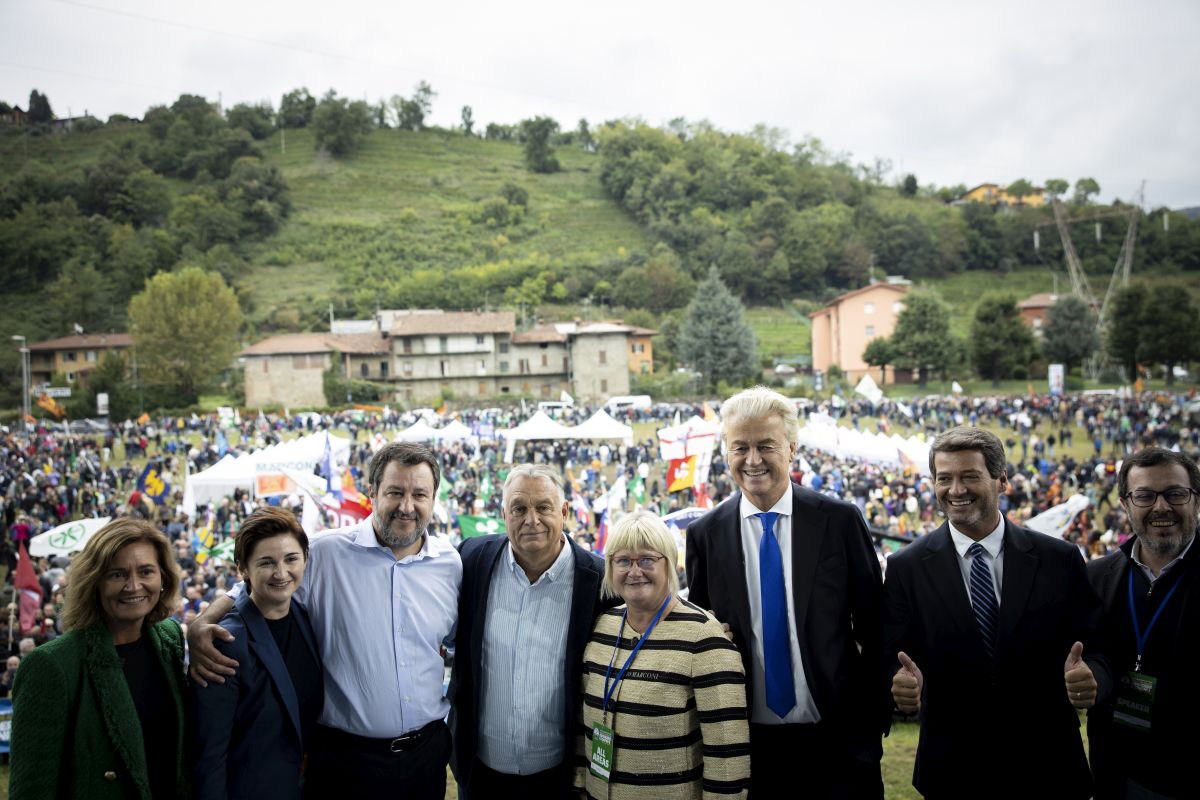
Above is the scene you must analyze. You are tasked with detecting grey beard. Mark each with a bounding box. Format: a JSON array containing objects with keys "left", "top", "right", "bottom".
[{"left": 375, "top": 514, "right": 428, "bottom": 550}]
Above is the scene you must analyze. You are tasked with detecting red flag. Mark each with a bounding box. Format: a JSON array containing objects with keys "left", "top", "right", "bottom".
[
  {"left": 667, "top": 456, "right": 697, "bottom": 493},
  {"left": 15, "top": 542, "right": 42, "bottom": 634}
]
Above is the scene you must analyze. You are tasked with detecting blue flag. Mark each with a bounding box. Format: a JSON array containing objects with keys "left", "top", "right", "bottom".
[
  {"left": 216, "top": 430, "right": 229, "bottom": 457},
  {"left": 322, "top": 433, "right": 342, "bottom": 501},
  {"left": 137, "top": 463, "right": 170, "bottom": 505}
]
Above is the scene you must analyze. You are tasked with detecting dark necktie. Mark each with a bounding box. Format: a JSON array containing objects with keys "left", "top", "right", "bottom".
[
  {"left": 757, "top": 511, "right": 795, "bottom": 718},
  {"left": 968, "top": 542, "right": 999, "bottom": 658}
]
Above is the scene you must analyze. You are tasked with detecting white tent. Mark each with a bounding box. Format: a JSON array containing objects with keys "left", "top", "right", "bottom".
[
  {"left": 797, "top": 413, "right": 931, "bottom": 474},
  {"left": 185, "top": 432, "right": 353, "bottom": 507},
  {"left": 395, "top": 419, "right": 440, "bottom": 442},
  {"left": 499, "top": 411, "right": 576, "bottom": 462},
  {"left": 572, "top": 410, "right": 633, "bottom": 444},
  {"left": 435, "top": 420, "right": 475, "bottom": 441}
]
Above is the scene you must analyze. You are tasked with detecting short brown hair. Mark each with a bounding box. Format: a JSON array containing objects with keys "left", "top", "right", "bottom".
[
  {"left": 368, "top": 442, "right": 440, "bottom": 496},
  {"left": 929, "top": 426, "right": 1007, "bottom": 479},
  {"left": 234, "top": 507, "right": 309, "bottom": 594},
  {"left": 1118, "top": 447, "right": 1200, "bottom": 497},
  {"left": 61, "top": 518, "right": 181, "bottom": 632}
]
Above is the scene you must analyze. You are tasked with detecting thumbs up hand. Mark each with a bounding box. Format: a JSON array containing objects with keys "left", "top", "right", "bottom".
[
  {"left": 1064, "top": 641, "right": 1097, "bottom": 709},
  {"left": 891, "top": 651, "right": 923, "bottom": 715}
]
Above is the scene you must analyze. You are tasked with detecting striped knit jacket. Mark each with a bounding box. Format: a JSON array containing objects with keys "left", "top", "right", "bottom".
[{"left": 575, "top": 599, "right": 751, "bottom": 800}]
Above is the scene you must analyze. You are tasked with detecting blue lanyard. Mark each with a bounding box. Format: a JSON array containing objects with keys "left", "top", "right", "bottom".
[
  {"left": 1127, "top": 567, "right": 1183, "bottom": 672},
  {"left": 603, "top": 594, "right": 672, "bottom": 715}
]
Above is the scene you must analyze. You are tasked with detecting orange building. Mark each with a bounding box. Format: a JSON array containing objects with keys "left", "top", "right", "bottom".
[
  {"left": 960, "top": 182, "right": 1048, "bottom": 208},
  {"left": 626, "top": 326, "right": 657, "bottom": 374},
  {"left": 809, "top": 283, "right": 909, "bottom": 384},
  {"left": 27, "top": 333, "right": 133, "bottom": 387}
]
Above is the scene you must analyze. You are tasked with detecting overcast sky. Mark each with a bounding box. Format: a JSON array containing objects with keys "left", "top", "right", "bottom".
[{"left": 3, "top": 0, "right": 1197, "bottom": 208}]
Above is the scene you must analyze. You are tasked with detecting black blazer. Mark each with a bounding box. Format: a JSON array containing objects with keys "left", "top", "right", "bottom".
[
  {"left": 883, "top": 519, "right": 1110, "bottom": 799},
  {"left": 449, "top": 534, "right": 615, "bottom": 794},
  {"left": 1085, "top": 537, "right": 1198, "bottom": 799},
  {"left": 685, "top": 485, "right": 888, "bottom": 752},
  {"left": 191, "top": 593, "right": 323, "bottom": 800}
]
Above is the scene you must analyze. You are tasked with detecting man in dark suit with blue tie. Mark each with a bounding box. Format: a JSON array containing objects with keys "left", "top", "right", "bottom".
[
  {"left": 884, "top": 426, "right": 1110, "bottom": 799},
  {"left": 686, "top": 387, "right": 887, "bottom": 799}
]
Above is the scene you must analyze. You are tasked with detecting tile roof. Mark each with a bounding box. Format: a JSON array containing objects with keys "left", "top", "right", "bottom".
[
  {"left": 1017, "top": 293, "right": 1059, "bottom": 309},
  {"left": 513, "top": 326, "right": 567, "bottom": 344},
  {"left": 239, "top": 332, "right": 387, "bottom": 357},
  {"left": 388, "top": 311, "right": 515, "bottom": 337},
  {"left": 27, "top": 333, "right": 133, "bottom": 351}
]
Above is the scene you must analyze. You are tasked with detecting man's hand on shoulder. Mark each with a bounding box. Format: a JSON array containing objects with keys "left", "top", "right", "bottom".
[{"left": 187, "top": 593, "right": 238, "bottom": 687}]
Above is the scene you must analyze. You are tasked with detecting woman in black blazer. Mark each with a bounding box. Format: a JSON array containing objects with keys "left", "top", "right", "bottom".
[{"left": 191, "top": 507, "right": 323, "bottom": 800}]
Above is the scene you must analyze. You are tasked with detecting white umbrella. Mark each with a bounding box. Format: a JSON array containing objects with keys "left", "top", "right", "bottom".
[{"left": 29, "top": 517, "right": 112, "bottom": 557}]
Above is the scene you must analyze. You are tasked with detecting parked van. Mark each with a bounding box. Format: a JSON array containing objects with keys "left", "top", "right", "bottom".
[{"left": 605, "top": 395, "right": 652, "bottom": 414}]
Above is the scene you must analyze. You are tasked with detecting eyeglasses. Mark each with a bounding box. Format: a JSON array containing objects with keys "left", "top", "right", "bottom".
[
  {"left": 612, "top": 555, "right": 665, "bottom": 572},
  {"left": 1122, "top": 488, "right": 1198, "bottom": 508}
]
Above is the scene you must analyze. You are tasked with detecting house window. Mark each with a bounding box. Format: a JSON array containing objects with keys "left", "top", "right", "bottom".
[
  {"left": 403, "top": 361, "right": 413, "bottom": 376},
  {"left": 500, "top": 361, "right": 509, "bottom": 373},
  {"left": 476, "top": 335, "right": 485, "bottom": 345},
  {"left": 86, "top": 350, "right": 97, "bottom": 363},
  {"left": 361, "top": 363, "right": 369, "bottom": 378},
  {"left": 864, "top": 303, "right": 875, "bottom": 315},
  {"left": 541, "top": 354, "right": 548, "bottom": 367},
  {"left": 601, "top": 379, "right": 608, "bottom": 393},
  {"left": 866, "top": 325, "right": 875, "bottom": 337},
  {"left": 440, "top": 360, "right": 448, "bottom": 376},
  {"left": 293, "top": 355, "right": 309, "bottom": 369},
  {"left": 66, "top": 372, "right": 76, "bottom": 382},
  {"left": 479, "top": 359, "right": 486, "bottom": 371},
  {"left": 519, "top": 359, "right": 530, "bottom": 374},
  {"left": 66, "top": 351, "right": 77, "bottom": 362},
  {"left": 402, "top": 338, "right": 412, "bottom": 354},
  {"left": 380, "top": 361, "right": 388, "bottom": 378},
  {"left": 892, "top": 302, "right": 903, "bottom": 313},
  {"left": 599, "top": 351, "right": 607, "bottom": 365},
  {"left": 499, "top": 342, "right": 509, "bottom": 354},
  {"left": 479, "top": 382, "right": 487, "bottom": 395},
  {"left": 501, "top": 385, "right": 510, "bottom": 393},
  {"left": 439, "top": 336, "right": 448, "bottom": 353}
]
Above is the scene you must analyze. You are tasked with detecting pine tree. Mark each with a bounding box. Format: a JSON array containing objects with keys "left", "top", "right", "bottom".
[{"left": 678, "top": 266, "right": 758, "bottom": 391}]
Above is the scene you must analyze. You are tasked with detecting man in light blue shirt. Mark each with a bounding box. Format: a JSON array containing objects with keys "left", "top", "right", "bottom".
[
  {"left": 190, "top": 442, "right": 461, "bottom": 800},
  {"left": 450, "top": 464, "right": 612, "bottom": 798}
]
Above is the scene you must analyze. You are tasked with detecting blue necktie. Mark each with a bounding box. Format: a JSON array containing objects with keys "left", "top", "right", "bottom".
[
  {"left": 757, "top": 512, "right": 795, "bottom": 718},
  {"left": 968, "top": 542, "right": 999, "bottom": 659}
]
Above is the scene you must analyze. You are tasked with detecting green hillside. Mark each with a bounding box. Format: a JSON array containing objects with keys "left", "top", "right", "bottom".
[{"left": 242, "top": 128, "right": 653, "bottom": 325}]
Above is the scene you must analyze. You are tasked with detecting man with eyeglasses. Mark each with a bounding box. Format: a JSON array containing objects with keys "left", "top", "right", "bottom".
[
  {"left": 450, "top": 464, "right": 618, "bottom": 799},
  {"left": 1087, "top": 447, "right": 1199, "bottom": 800}
]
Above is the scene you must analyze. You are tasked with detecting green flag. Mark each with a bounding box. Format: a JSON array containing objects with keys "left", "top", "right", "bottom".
[
  {"left": 459, "top": 515, "right": 505, "bottom": 538},
  {"left": 438, "top": 470, "right": 450, "bottom": 501},
  {"left": 479, "top": 472, "right": 493, "bottom": 504},
  {"left": 210, "top": 539, "right": 235, "bottom": 562},
  {"left": 630, "top": 474, "right": 646, "bottom": 504}
]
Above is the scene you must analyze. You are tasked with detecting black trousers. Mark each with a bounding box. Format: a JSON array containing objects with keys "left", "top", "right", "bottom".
[
  {"left": 305, "top": 722, "right": 451, "bottom": 800},
  {"left": 458, "top": 758, "right": 568, "bottom": 800},
  {"left": 749, "top": 722, "right": 883, "bottom": 800}
]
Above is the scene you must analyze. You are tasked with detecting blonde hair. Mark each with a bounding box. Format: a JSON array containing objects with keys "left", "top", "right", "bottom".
[
  {"left": 720, "top": 386, "right": 800, "bottom": 445},
  {"left": 60, "top": 518, "right": 181, "bottom": 632},
  {"left": 601, "top": 511, "right": 680, "bottom": 600}
]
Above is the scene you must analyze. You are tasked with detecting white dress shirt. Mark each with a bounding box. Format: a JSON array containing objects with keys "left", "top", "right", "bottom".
[
  {"left": 739, "top": 492, "right": 821, "bottom": 725},
  {"left": 948, "top": 515, "right": 1005, "bottom": 607},
  {"left": 229, "top": 519, "right": 462, "bottom": 738},
  {"left": 477, "top": 536, "right": 575, "bottom": 774}
]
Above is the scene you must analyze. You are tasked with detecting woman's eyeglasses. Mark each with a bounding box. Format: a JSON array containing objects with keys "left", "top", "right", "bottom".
[{"left": 612, "top": 555, "right": 665, "bottom": 571}]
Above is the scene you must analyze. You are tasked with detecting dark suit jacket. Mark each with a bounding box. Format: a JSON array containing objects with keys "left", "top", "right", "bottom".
[
  {"left": 1085, "top": 536, "right": 1198, "bottom": 799},
  {"left": 10, "top": 620, "right": 187, "bottom": 800},
  {"left": 685, "top": 485, "right": 888, "bottom": 757},
  {"left": 191, "top": 593, "right": 323, "bottom": 800},
  {"left": 449, "top": 534, "right": 615, "bottom": 794},
  {"left": 883, "top": 519, "right": 1110, "bottom": 799}
]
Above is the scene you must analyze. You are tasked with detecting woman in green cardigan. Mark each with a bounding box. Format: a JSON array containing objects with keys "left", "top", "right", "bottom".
[{"left": 10, "top": 518, "right": 188, "bottom": 799}]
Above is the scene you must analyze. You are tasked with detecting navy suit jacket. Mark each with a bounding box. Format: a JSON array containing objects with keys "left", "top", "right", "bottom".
[
  {"left": 449, "top": 534, "right": 615, "bottom": 793},
  {"left": 191, "top": 593, "right": 323, "bottom": 800},
  {"left": 883, "top": 519, "right": 1111, "bottom": 799},
  {"left": 685, "top": 485, "right": 888, "bottom": 760}
]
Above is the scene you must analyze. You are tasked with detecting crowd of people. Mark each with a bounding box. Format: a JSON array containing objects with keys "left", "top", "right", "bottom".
[{"left": 1, "top": 385, "right": 1197, "bottom": 797}]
